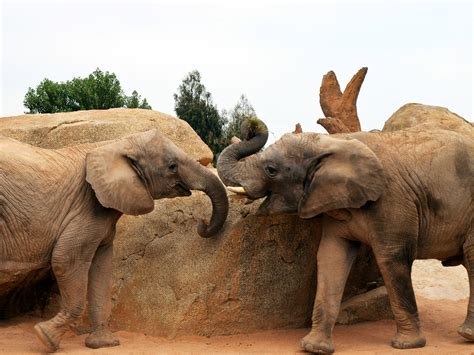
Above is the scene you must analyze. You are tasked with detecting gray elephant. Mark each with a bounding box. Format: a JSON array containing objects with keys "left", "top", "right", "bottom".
[
  {"left": 0, "top": 129, "right": 228, "bottom": 351},
  {"left": 217, "top": 118, "right": 473, "bottom": 353}
]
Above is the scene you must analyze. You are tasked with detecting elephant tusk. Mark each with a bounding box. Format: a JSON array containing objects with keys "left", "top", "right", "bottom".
[{"left": 226, "top": 186, "right": 248, "bottom": 195}]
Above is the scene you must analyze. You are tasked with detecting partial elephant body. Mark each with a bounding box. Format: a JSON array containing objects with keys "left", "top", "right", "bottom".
[
  {"left": 0, "top": 130, "right": 228, "bottom": 352},
  {"left": 345, "top": 130, "right": 473, "bottom": 260},
  {"left": 0, "top": 138, "right": 111, "bottom": 279},
  {"left": 217, "top": 119, "right": 473, "bottom": 352}
]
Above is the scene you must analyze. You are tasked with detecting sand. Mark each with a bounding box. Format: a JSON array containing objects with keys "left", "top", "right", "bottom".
[{"left": 1, "top": 260, "right": 472, "bottom": 354}]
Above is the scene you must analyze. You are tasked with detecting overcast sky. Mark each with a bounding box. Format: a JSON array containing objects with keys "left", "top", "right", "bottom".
[{"left": 1, "top": 0, "right": 472, "bottom": 140}]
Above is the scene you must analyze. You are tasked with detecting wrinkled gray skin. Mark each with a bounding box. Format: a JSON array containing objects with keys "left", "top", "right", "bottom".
[
  {"left": 217, "top": 118, "right": 473, "bottom": 353},
  {"left": 0, "top": 129, "right": 228, "bottom": 352}
]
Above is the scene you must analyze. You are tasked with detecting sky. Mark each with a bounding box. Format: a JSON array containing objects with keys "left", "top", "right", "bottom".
[{"left": 1, "top": 0, "right": 472, "bottom": 141}]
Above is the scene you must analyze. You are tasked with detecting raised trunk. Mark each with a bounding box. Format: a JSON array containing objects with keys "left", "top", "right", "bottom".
[
  {"left": 181, "top": 161, "right": 229, "bottom": 238},
  {"left": 216, "top": 118, "right": 269, "bottom": 187}
]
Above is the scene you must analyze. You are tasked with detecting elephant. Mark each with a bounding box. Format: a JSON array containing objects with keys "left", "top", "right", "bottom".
[
  {"left": 217, "top": 118, "right": 473, "bottom": 353},
  {"left": 0, "top": 129, "right": 229, "bottom": 352}
]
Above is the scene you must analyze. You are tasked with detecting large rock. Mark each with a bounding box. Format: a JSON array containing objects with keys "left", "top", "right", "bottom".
[
  {"left": 383, "top": 103, "right": 473, "bottom": 136},
  {"left": 108, "top": 194, "right": 382, "bottom": 337},
  {"left": 110, "top": 194, "right": 319, "bottom": 336},
  {"left": 0, "top": 108, "right": 213, "bottom": 165}
]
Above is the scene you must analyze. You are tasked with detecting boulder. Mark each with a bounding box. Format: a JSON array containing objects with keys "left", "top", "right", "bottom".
[
  {"left": 0, "top": 108, "right": 213, "bottom": 165},
  {"left": 109, "top": 194, "right": 319, "bottom": 336},
  {"left": 383, "top": 103, "right": 473, "bottom": 136},
  {"left": 337, "top": 286, "right": 393, "bottom": 325},
  {"left": 110, "top": 194, "right": 382, "bottom": 337}
]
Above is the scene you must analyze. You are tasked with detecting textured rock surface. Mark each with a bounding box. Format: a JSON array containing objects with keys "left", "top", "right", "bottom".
[
  {"left": 383, "top": 103, "right": 473, "bottom": 136},
  {"left": 337, "top": 286, "right": 392, "bottom": 325},
  {"left": 109, "top": 194, "right": 382, "bottom": 337},
  {"left": 412, "top": 259, "right": 469, "bottom": 301},
  {"left": 0, "top": 108, "right": 213, "bottom": 165},
  {"left": 109, "top": 194, "right": 319, "bottom": 336}
]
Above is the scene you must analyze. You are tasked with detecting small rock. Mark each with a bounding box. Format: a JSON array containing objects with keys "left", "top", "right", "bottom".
[{"left": 337, "top": 286, "right": 393, "bottom": 325}]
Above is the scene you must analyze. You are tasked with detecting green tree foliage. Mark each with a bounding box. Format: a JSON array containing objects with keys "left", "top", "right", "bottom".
[
  {"left": 23, "top": 68, "right": 151, "bottom": 113},
  {"left": 173, "top": 70, "right": 226, "bottom": 154},
  {"left": 174, "top": 70, "right": 259, "bottom": 157},
  {"left": 222, "top": 94, "right": 257, "bottom": 144},
  {"left": 124, "top": 90, "right": 152, "bottom": 109}
]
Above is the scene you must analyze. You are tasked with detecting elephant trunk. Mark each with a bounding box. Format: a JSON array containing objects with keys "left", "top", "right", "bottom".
[
  {"left": 181, "top": 161, "right": 229, "bottom": 238},
  {"left": 216, "top": 118, "right": 269, "bottom": 188}
]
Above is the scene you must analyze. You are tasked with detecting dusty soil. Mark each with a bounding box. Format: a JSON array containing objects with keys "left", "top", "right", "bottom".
[{"left": 1, "top": 260, "right": 472, "bottom": 354}]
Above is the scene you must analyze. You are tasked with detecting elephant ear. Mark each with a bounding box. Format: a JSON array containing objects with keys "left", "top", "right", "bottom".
[
  {"left": 86, "top": 137, "right": 154, "bottom": 216},
  {"left": 298, "top": 135, "right": 386, "bottom": 219}
]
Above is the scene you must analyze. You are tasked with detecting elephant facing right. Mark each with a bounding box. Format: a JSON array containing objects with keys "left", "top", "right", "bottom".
[{"left": 217, "top": 118, "right": 474, "bottom": 353}]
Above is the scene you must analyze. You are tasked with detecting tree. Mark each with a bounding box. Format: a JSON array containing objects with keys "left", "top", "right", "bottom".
[
  {"left": 173, "top": 70, "right": 226, "bottom": 154},
  {"left": 222, "top": 94, "right": 257, "bottom": 144},
  {"left": 23, "top": 79, "right": 77, "bottom": 114},
  {"left": 23, "top": 68, "right": 151, "bottom": 113},
  {"left": 125, "top": 90, "right": 152, "bottom": 109}
]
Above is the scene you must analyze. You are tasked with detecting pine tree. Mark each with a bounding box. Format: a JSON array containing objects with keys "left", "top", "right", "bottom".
[{"left": 173, "top": 70, "right": 226, "bottom": 154}]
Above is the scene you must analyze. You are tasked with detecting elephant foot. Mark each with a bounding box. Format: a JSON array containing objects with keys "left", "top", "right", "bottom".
[
  {"left": 34, "top": 321, "right": 65, "bottom": 352},
  {"left": 458, "top": 322, "right": 474, "bottom": 341},
  {"left": 300, "top": 330, "right": 334, "bottom": 353},
  {"left": 85, "top": 327, "right": 120, "bottom": 349},
  {"left": 391, "top": 332, "right": 426, "bottom": 349}
]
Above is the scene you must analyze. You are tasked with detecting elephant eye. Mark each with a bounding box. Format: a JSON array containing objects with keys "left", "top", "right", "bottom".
[
  {"left": 265, "top": 165, "right": 278, "bottom": 177},
  {"left": 168, "top": 162, "right": 177, "bottom": 173}
]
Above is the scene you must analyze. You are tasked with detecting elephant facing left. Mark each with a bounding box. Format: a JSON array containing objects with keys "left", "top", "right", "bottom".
[{"left": 0, "top": 129, "right": 229, "bottom": 352}]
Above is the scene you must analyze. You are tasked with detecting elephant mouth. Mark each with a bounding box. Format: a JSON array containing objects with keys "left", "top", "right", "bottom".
[
  {"left": 174, "top": 182, "right": 192, "bottom": 197},
  {"left": 256, "top": 193, "right": 298, "bottom": 216}
]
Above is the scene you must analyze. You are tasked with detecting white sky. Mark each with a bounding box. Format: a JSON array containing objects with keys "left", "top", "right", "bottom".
[{"left": 1, "top": 0, "right": 472, "bottom": 141}]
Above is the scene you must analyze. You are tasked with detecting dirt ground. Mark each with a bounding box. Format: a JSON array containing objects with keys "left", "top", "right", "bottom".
[{"left": 1, "top": 260, "right": 472, "bottom": 354}]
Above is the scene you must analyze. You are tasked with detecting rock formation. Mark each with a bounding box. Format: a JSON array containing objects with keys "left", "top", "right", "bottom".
[
  {"left": 383, "top": 103, "right": 473, "bottom": 137},
  {"left": 317, "top": 67, "right": 367, "bottom": 134},
  {"left": 0, "top": 108, "right": 213, "bottom": 165}
]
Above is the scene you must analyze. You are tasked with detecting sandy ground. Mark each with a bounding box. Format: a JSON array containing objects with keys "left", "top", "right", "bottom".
[{"left": 1, "top": 260, "right": 472, "bottom": 354}]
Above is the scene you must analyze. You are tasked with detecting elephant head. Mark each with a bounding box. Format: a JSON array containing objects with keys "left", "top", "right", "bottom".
[
  {"left": 86, "top": 129, "right": 228, "bottom": 237},
  {"left": 217, "top": 118, "right": 386, "bottom": 218}
]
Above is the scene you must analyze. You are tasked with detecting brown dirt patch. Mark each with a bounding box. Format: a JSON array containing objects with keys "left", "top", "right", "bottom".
[{"left": 1, "top": 296, "right": 472, "bottom": 354}]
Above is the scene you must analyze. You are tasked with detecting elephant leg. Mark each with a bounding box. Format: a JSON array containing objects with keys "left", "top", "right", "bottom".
[
  {"left": 35, "top": 228, "right": 98, "bottom": 351},
  {"left": 458, "top": 237, "right": 474, "bottom": 340},
  {"left": 34, "top": 247, "right": 93, "bottom": 351},
  {"left": 375, "top": 246, "right": 425, "bottom": 349},
  {"left": 301, "top": 235, "right": 359, "bottom": 354},
  {"left": 85, "top": 242, "right": 120, "bottom": 349}
]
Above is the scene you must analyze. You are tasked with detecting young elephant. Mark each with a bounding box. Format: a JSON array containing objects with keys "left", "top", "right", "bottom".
[
  {"left": 217, "top": 118, "right": 473, "bottom": 353},
  {"left": 0, "top": 129, "right": 228, "bottom": 351}
]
